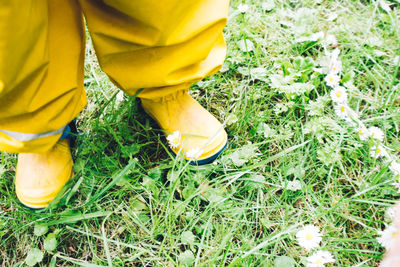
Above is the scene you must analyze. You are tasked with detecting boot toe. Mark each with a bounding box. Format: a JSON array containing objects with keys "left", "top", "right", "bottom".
[
  {"left": 142, "top": 92, "right": 228, "bottom": 164},
  {"left": 15, "top": 139, "right": 73, "bottom": 209}
]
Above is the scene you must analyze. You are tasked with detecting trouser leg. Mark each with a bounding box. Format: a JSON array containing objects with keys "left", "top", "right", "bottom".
[
  {"left": 0, "top": 0, "right": 86, "bottom": 153},
  {"left": 79, "top": 0, "right": 229, "bottom": 163},
  {"left": 79, "top": 0, "right": 229, "bottom": 99}
]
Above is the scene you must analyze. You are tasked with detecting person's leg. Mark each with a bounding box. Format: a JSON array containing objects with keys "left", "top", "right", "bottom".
[
  {"left": 0, "top": 0, "right": 86, "bottom": 153},
  {"left": 80, "top": 0, "right": 229, "bottom": 164},
  {"left": 380, "top": 203, "right": 400, "bottom": 266},
  {"left": 0, "top": 0, "right": 86, "bottom": 208}
]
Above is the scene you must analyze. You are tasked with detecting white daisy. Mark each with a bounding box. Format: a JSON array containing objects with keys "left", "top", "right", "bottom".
[
  {"left": 330, "top": 86, "right": 347, "bottom": 103},
  {"left": 334, "top": 104, "right": 348, "bottom": 119},
  {"left": 369, "top": 126, "right": 384, "bottom": 141},
  {"left": 389, "top": 161, "right": 400, "bottom": 176},
  {"left": 166, "top": 131, "right": 181, "bottom": 149},
  {"left": 186, "top": 148, "right": 203, "bottom": 160},
  {"left": 330, "top": 59, "right": 342, "bottom": 74},
  {"left": 370, "top": 145, "right": 388, "bottom": 159},
  {"left": 325, "top": 73, "right": 340, "bottom": 87},
  {"left": 296, "top": 225, "right": 322, "bottom": 251},
  {"left": 306, "top": 250, "right": 335, "bottom": 267},
  {"left": 238, "top": 4, "right": 249, "bottom": 13},
  {"left": 286, "top": 180, "right": 302, "bottom": 191},
  {"left": 356, "top": 127, "right": 370, "bottom": 141},
  {"left": 377, "top": 225, "right": 400, "bottom": 249}
]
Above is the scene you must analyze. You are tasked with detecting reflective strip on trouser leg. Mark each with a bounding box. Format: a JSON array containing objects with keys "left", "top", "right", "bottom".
[
  {"left": 0, "top": 0, "right": 86, "bottom": 153},
  {"left": 0, "top": 129, "right": 64, "bottom": 154},
  {"left": 79, "top": 0, "right": 229, "bottom": 99},
  {"left": 0, "top": 126, "right": 66, "bottom": 142},
  {"left": 0, "top": 125, "right": 68, "bottom": 153}
]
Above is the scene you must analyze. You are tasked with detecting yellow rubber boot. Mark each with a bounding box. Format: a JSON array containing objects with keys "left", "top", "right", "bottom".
[
  {"left": 141, "top": 91, "right": 227, "bottom": 164},
  {"left": 15, "top": 139, "right": 74, "bottom": 209}
]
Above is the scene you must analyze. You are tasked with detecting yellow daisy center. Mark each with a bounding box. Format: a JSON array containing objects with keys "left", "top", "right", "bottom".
[
  {"left": 393, "top": 232, "right": 398, "bottom": 238},
  {"left": 316, "top": 259, "right": 323, "bottom": 264},
  {"left": 329, "top": 77, "right": 334, "bottom": 82},
  {"left": 172, "top": 137, "right": 179, "bottom": 144},
  {"left": 336, "top": 92, "right": 342, "bottom": 97},
  {"left": 359, "top": 130, "right": 364, "bottom": 135},
  {"left": 376, "top": 148, "right": 381, "bottom": 153},
  {"left": 305, "top": 233, "right": 313, "bottom": 240},
  {"left": 340, "top": 106, "right": 345, "bottom": 112}
]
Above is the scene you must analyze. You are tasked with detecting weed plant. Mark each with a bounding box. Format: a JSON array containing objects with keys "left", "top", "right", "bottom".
[{"left": 1, "top": 0, "right": 400, "bottom": 266}]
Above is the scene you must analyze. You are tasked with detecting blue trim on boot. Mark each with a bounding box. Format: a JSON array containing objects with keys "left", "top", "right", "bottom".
[
  {"left": 60, "top": 119, "right": 80, "bottom": 148},
  {"left": 20, "top": 203, "right": 43, "bottom": 211},
  {"left": 60, "top": 124, "right": 72, "bottom": 140},
  {"left": 189, "top": 141, "right": 227, "bottom": 166},
  {"left": 60, "top": 119, "right": 77, "bottom": 140}
]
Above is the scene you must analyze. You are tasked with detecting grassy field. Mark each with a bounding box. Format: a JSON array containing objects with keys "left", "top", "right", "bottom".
[{"left": 1, "top": 0, "right": 400, "bottom": 266}]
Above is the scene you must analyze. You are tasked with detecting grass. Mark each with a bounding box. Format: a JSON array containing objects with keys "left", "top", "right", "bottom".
[{"left": 1, "top": 0, "right": 400, "bottom": 266}]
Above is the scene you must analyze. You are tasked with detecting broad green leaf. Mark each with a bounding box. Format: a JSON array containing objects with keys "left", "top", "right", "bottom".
[
  {"left": 25, "top": 248, "right": 44, "bottom": 266},
  {"left": 206, "top": 189, "right": 224, "bottom": 203},
  {"left": 148, "top": 168, "right": 163, "bottom": 180},
  {"left": 226, "top": 114, "right": 238, "bottom": 126},
  {"left": 131, "top": 198, "right": 148, "bottom": 211},
  {"left": 245, "top": 174, "right": 266, "bottom": 190},
  {"left": 178, "top": 250, "right": 195, "bottom": 266},
  {"left": 44, "top": 233, "right": 57, "bottom": 252},
  {"left": 250, "top": 67, "right": 268, "bottom": 82},
  {"left": 274, "top": 256, "right": 296, "bottom": 267},
  {"left": 116, "top": 174, "right": 130, "bottom": 186},
  {"left": 181, "top": 231, "right": 195, "bottom": 245},
  {"left": 34, "top": 224, "right": 48, "bottom": 237}
]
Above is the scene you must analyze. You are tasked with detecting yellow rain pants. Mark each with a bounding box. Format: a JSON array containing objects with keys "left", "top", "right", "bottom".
[{"left": 0, "top": 0, "right": 229, "bottom": 153}]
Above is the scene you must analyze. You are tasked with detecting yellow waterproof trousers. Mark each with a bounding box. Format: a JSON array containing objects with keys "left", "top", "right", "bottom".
[{"left": 0, "top": 0, "right": 228, "bottom": 153}]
